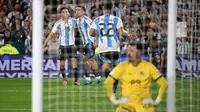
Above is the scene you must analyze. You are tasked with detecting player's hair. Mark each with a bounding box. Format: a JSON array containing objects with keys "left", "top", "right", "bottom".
[
  {"left": 76, "top": 5, "right": 86, "bottom": 12},
  {"left": 59, "top": 6, "right": 70, "bottom": 13},
  {"left": 102, "top": 1, "right": 113, "bottom": 10},
  {"left": 128, "top": 42, "right": 145, "bottom": 53}
]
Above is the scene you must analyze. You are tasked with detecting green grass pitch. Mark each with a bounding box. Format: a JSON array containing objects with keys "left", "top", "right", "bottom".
[{"left": 0, "top": 78, "right": 199, "bottom": 112}]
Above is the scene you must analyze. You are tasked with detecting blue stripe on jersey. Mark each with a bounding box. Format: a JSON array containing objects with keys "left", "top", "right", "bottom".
[
  {"left": 113, "top": 17, "right": 119, "bottom": 42},
  {"left": 58, "top": 24, "right": 61, "bottom": 47},
  {"left": 65, "top": 21, "right": 69, "bottom": 45},
  {"left": 88, "top": 39, "right": 94, "bottom": 56},
  {"left": 79, "top": 20, "right": 86, "bottom": 45},
  {"left": 104, "top": 14, "right": 112, "bottom": 47},
  {"left": 83, "top": 20, "right": 89, "bottom": 44},
  {"left": 95, "top": 17, "right": 103, "bottom": 43}
]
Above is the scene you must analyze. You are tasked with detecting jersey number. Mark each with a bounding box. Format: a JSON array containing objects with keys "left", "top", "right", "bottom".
[{"left": 99, "top": 23, "right": 114, "bottom": 37}]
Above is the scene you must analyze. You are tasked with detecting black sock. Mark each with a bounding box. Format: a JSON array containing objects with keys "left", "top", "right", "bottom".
[
  {"left": 104, "top": 69, "right": 111, "bottom": 77},
  {"left": 73, "top": 68, "right": 79, "bottom": 82},
  {"left": 60, "top": 68, "right": 66, "bottom": 81},
  {"left": 84, "top": 71, "right": 90, "bottom": 77},
  {"left": 93, "top": 70, "right": 99, "bottom": 77},
  {"left": 113, "top": 80, "right": 118, "bottom": 93}
]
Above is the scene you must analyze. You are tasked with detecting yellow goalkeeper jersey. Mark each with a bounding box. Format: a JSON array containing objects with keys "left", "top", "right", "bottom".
[{"left": 110, "top": 60, "right": 163, "bottom": 102}]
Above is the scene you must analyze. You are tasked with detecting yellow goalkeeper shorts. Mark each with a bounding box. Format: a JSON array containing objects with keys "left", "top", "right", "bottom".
[{"left": 116, "top": 103, "right": 155, "bottom": 112}]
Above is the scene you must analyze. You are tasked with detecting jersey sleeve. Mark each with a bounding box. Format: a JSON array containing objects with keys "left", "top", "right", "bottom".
[
  {"left": 90, "top": 18, "right": 98, "bottom": 30},
  {"left": 116, "top": 17, "right": 123, "bottom": 29},
  {"left": 72, "top": 18, "right": 77, "bottom": 27},
  {"left": 109, "top": 63, "right": 126, "bottom": 79},
  {"left": 51, "top": 22, "right": 60, "bottom": 33},
  {"left": 150, "top": 63, "right": 162, "bottom": 80}
]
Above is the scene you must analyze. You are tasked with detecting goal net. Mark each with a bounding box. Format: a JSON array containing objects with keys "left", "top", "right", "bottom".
[
  {"left": 42, "top": 0, "right": 200, "bottom": 112},
  {"left": 176, "top": 0, "right": 200, "bottom": 111}
]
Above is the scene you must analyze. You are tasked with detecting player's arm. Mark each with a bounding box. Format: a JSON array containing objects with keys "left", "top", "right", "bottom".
[
  {"left": 43, "top": 32, "right": 54, "bottom": 48},
  {"left": 118, "top": 28, "right": 130, "bottom": 39},
  {"left": 151, "top": 64, "right": 168, "bottom": 105},
  {"left": 43, "top": 22, "right": 59, "bottom": 48},
  {"left": 104, "top": 63, "right": 129, "bottom": 105}
]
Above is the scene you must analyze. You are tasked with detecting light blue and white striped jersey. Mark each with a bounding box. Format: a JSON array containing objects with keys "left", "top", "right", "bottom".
[
  {"left": 51, "top": 18, "right": 76, "bottom": 47},
  {"left": 76, "top": 16, "right": 93, "bottom": 46},
  {"left": 90, "top": 14, "right": 123, "bottom": 53}
]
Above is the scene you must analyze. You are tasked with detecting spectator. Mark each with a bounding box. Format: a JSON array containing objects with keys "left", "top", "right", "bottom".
[
  {"left": 0, "top": 22, "right": 5, "bottom": 47},
  {"left": 0, "top": 38, "right": 19, "bottom": 55},
  {"left": 13, "top": 31, "right": 25, "bottom": 54},
  {"left": 8, "top": 2, "right": 23, "bottom": 21},
  {"left": 147, "top": 36, "right": 166, "bottom": 73},
  {"left": 0, "top": 8, "right": 9, "bottom": 29},
  {"left": 24, "top": 28, "right": 32, "bottom": 54}
]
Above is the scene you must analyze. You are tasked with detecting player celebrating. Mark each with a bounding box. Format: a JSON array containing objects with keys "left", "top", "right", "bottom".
[
  {"left": 43, "top": 7, "right": 80, "bottom": 85},
  {"left": 75, "top": 5, "right": 100, "bottom": 85},
  {"left": 89, "top": 1, "right": 129, "bottom": 89},
  {"left": 104, "top": 42, "right": 168, "bottom": 112}
]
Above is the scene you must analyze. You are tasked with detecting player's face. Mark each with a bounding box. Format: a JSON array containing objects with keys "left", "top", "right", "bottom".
[
  {"left": 75, "top": 7, "right": 84, "bottom": 17},
  {"left": 127, "top": 45, "right": 140, "bottom": 62},
  {"left": 61, "top": 9, "right": 69, "bottom": 19}
]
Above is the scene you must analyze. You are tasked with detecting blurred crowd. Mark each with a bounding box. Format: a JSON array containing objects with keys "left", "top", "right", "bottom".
[{"left": 0, "top": 0, "right": 199, "bottom": 62}]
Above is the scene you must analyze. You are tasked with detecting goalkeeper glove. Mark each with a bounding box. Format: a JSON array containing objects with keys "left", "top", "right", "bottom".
[
  {"left": 110, "top": 96, "right": 129, "bottom": 105},
  {"left": 142, "top": 98, "right": 154, "bottom": 105},
  {"left": 154, "top": 98, "right": 162, "bottom": 105},
  {"left": 142, "top": 98, "right": 162, "bottom": 105}
]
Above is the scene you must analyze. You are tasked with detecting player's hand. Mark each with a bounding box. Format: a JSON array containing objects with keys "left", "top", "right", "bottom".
[
  {"left": 110, "top": 96, "right": 129, "bottom": 105},
  {"left": 142, "top": 98, "right": 154, "bottom": 105},
  {"left": 154, "top": 98, "right": 162, "bottom": 105}
]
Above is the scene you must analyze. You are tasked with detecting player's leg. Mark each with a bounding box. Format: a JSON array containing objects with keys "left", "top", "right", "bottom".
[
  {"left": 58, "top": 46, "right": 67, "bottom": 85},
  {"left": 89, "top": 58, "right": 99, "bottom": 77},
  {"left": 67, "top": 45, "right": 80, "bottom": 85},
  {"left": 82, "top": 55, "right": 92, "bottom": 85},
  {"left": 86, "top": 44, "right": 100, "bottom": 79}
]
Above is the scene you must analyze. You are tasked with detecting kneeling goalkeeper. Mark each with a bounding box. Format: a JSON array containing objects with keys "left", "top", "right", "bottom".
[{"left": 104, "top": 42, "right": 168, "bottom": 112}]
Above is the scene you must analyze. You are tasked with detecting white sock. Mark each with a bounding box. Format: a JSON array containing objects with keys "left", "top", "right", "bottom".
[{"left": 85, "top": 77, "right": 91, "bottom": 81}]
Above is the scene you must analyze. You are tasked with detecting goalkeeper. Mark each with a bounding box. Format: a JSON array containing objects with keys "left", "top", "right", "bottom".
[{"left": 104, "top": 42, "right": 168, "bottom": 112}]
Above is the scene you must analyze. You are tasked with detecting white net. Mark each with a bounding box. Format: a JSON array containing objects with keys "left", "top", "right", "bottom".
[
  {"left": 42, "top": 0, "right": 200, "bottom": 112},
  {"left": 176, "top": 0, "right": 200, "bottom": 112}
]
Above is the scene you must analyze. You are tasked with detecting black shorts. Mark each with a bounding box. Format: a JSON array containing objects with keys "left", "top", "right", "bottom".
[
  {"left": 78, "top": 44, "right": 95, "bottom": 58},
  {"left": 58, "top": 45, "right": 77, "bottom": 60}
]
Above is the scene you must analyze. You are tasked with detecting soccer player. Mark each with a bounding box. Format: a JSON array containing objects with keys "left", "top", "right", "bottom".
[
  {"left": 75, "top": 5, "right": 100, "bottom": 85},
  {"left": 43, "top": 7, "right": 80, "bottom": 85},
  {"left": 89, "top": 1, "right": 129, "bottom": 89},
  {"left": 104, "top": 42, "right": 168, "bottom": 112}
]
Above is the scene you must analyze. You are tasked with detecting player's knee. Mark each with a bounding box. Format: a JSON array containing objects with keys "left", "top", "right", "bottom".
[
  {"left": 71, "top": 58, "right": 77, "bottom": 68},
  {"left": 102, "top": 63, "right": 111, "bottom": 71},
  {"left": 89, "top": 58, "right": 98, "bottom": 70},
  {"left": 60, "top": 60, "right": 65, "bottom": 69}
]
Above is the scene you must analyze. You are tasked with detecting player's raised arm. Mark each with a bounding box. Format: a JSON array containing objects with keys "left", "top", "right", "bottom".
[{"left": 151, "top": 65, "right": 168, "bottom": 105}]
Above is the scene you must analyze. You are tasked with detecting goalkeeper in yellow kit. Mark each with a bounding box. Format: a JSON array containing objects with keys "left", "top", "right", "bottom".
[{"left": 104, "top": 42, "right": 168, "bottom": 112}]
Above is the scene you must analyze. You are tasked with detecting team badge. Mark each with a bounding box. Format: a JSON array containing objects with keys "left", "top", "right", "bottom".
[{"left": 140, "top": 71, "right": 144, "bottom": 77}]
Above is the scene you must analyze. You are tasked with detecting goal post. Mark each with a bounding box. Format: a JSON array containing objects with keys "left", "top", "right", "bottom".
[
  {"left": 32, "top": 0, "right": 44, "bottom": 112},
  {"left": 167, "top": 0, "right": 177, "bottom": 112}
]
